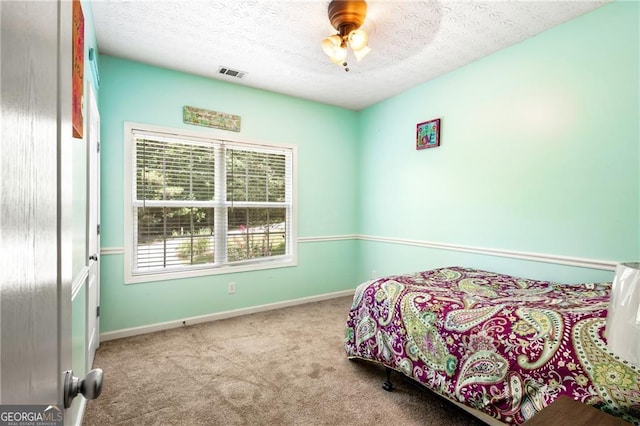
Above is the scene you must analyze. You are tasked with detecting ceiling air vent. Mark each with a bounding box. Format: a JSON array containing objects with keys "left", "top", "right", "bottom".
[{"left": 218, "top": 67, "right": 246, "bottom": 79}]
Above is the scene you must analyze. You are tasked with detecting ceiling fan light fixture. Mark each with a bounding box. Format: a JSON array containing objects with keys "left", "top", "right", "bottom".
[
  {"left": 322, "top": 0, "right": 370, "bottom": 70},
  {"left": 331, "top": 46, "right": 348, "bottom": 65},
  {"left": 322, "top": 35, "right": 348, "bottom": 64},
  {"left": 347, "top": 29, "right": 368, "bottom": 51},
  {"left": 353, "top": 44, "right": 371, "bottom": 62},
  {"left": 321, "top": 34, "right": 342, "bottom": 56}
]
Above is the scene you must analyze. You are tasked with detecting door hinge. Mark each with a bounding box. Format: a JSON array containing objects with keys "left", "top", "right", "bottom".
[
  {"left": 97, "top": 224, "right": 100, "bottom": 235},
  {"left": 97, "top": 306, "right": 100, "bottom": 317},
  {"left": 97, "top": 141, "right": 100, "bottom": 153}
]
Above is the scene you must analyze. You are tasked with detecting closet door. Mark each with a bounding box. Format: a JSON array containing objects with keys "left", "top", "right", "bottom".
[{"left": 86, "top": 83, "right": 101, "bottom": 370}]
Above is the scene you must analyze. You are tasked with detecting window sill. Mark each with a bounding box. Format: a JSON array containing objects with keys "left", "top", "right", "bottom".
[{"left": 124, "top": 257, "right": 297, "bottom": 284}]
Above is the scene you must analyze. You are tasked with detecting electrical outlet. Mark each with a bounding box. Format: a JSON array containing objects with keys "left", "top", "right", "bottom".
[{"left": 228, "top": 282, "right": 236, "bottom": 294}]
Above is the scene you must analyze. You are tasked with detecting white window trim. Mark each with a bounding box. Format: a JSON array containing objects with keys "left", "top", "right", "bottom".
[{"left": 123, "top": 122, "right": 298, "bottom": 284}]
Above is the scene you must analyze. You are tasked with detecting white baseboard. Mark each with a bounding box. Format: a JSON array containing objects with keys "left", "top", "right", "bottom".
[{"left": 100, "top": 289, "right": 355, "bottom": 341}]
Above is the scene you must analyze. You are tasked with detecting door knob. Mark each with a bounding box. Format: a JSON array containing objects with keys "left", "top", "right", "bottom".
[{"left": 63, "top": 368, "right": 103, "bottom": 408}]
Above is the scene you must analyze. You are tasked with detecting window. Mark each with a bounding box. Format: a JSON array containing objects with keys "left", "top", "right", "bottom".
[{"left": 124, "top": 123, "right": 296, "bottom": 283}]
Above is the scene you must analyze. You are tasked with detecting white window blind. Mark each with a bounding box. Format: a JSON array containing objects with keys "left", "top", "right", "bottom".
[
  {"left": 128, "top": 126, "right": 294, "bottom": 280},
  {"left": 226, "top": 145, "right": 292, "bottom": 264}
]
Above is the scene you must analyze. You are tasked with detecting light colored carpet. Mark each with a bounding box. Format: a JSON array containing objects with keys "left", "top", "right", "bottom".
[{"left": 83, "top": 296, "right": 483, "bottom": 425}]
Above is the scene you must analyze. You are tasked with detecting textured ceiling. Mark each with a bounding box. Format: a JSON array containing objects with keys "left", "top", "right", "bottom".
[{"left": 92, "top": 0, "right": 609, "bottom": 110}]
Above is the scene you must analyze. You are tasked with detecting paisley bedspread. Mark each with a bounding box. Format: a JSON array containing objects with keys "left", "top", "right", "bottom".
[{"left": 344, "top": 267, "right": 640, "bottom": 425}]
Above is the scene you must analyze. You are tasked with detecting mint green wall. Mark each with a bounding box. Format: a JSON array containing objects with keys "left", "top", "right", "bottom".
[
  {"left": 357, "top": 1, "right": 638, "bottom": 283},
  {"left": 98, "top": 56, "right": 360, "bottom": 332},
  {"left": 99, "top": 241, "right": 358, "bottom": 331}
]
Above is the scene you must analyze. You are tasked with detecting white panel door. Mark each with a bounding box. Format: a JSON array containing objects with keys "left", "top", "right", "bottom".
[
  {"left": 0, "top": 0, "right": 72, "bottom": 414},
  {"left": 86, "top": 82, "right": 101, "bottom": 371},
  {"left": 0, "top": 3, "right": 103, "bottom": 424}
]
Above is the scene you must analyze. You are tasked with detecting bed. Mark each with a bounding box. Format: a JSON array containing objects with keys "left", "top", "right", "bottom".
[{"left": 344, "top": 266, "right": 640, "bottom": 425}]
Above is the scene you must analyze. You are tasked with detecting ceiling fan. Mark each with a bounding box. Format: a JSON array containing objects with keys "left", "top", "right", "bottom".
[{"left": 321, "top": 0, "right": 371, "bottom": 72}]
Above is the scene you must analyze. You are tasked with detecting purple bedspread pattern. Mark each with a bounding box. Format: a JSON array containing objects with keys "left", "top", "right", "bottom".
[{"left": 344, "top": 267, "right": 640, "bottom": 425}]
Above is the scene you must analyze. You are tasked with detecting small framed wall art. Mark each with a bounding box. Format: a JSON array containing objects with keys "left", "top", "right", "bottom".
[
  {"left": 416, "top": 118, "right": 440, "bottom": 150},
  {"left": 183, "top": 105, "right": 241, "bottom": 132}
]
